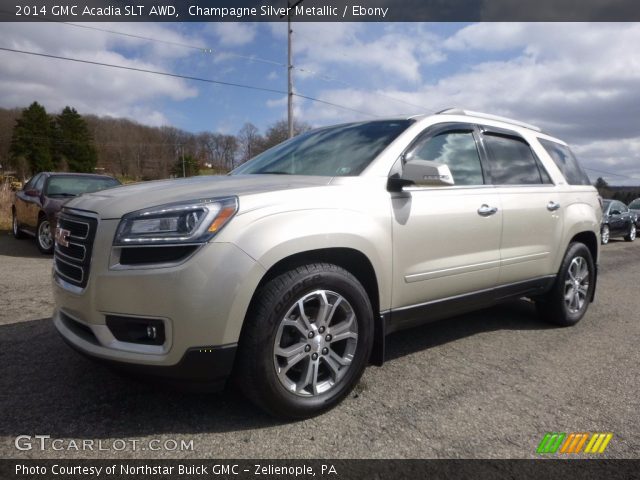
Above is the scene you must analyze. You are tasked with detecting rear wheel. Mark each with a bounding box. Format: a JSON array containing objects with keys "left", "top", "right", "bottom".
[
  {"left": 12, "top": 210, "right": 27, "bottom": 239},
  {"left": 536, "top": 242, "right": 595, "bottom": 326},
  {"left": 601, "top": 225, "right": 610, "bottom": 245},
  {"left": 624, "top": 223, "right": 636, "bottom": 242},
  {"left": 235, "top": 263, "right": 373, "bottom": 419},
  {"left": 36, "top": 216, "right": 54, "bottom": 254}
]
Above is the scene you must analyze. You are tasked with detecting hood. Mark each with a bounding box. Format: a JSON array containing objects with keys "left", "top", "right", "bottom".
[{"left": 63, "top": 174, "right": 332, "bottom": 219}]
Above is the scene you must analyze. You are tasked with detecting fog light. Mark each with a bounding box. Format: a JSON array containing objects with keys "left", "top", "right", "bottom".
[
  {"left": 146, "top": 325, "right": 157, "bottom": 340},
  {"left": 106, "top": 315, "right": 165, "bottom": 346}
]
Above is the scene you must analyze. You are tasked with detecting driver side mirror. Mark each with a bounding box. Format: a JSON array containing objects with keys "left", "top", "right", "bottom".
[
  {"left": 24, "top": 189, "right": 39, "bottom": 197},
  {"left": 388, "top": 160, "right": 455, "bottom": 192}
]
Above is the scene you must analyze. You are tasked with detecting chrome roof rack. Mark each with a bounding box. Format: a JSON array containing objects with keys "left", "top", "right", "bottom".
[{"left": 435, "top": 108, "right": 542, "bottom": 132}]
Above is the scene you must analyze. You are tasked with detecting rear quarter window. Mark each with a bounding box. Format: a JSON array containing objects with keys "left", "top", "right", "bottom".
[{"left": 538, "top": 138, "right": 591, "bottom": 186}]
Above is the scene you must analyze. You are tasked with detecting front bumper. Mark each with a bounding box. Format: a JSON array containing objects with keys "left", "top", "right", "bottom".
[{"left": 53, "top": 221, "right": 265, "bottom": 378}]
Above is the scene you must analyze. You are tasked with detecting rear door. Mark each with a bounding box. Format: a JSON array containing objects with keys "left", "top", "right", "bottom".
[{"left": 479, "top": 128, "right": 563, "bottom": 285}]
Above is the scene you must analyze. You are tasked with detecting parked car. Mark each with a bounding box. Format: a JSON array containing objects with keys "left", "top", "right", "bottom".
[
  {"left": 53, "top": 109, "right": 601, "bottom": 418},
  {"left": 600, "top": 199, "right": 636, "bottom": 244},
  {"left": 629, "top": 198, "right": 640, "bottom": 227},
  {"left": 12, "top": 172, "right": 120, "bottom": 253}
]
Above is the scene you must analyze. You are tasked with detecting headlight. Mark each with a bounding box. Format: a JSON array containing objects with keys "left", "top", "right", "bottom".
[{"left": 114, "top": 197, "right": 238, "bottom": 245}]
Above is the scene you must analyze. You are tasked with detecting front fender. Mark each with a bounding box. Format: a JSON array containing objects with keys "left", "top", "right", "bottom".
[{"left": 220, "top": 208, "right": 392, "bottom": 312}]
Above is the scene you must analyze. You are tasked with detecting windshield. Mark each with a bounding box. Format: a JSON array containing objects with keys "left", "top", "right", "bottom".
[
  {"left": 45, "top": 176, "right": 120, "bottom": 197},
  {"left": 231, "top": 120, "right": 413, "bottom": 176},
  {"left": 629, "top": 199, "right": 640, "bottom": 209}
]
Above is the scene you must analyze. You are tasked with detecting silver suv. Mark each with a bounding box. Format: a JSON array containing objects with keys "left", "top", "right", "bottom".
[{"left": 53, "top": 109, "right": 601, "bottom": 418}]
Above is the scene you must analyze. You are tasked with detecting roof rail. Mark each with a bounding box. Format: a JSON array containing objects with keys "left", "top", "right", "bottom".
[{"left": 435, "top": 108, "right": 542, "bottom": 132}]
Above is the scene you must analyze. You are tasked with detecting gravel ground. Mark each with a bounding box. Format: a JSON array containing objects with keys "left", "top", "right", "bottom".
[{"left": 0, "top": 231, "right": 638, "bottom": 459}]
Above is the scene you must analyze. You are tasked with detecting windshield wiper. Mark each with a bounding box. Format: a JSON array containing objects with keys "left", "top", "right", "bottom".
[
  {"left": 259, "top": 171, "right": 292, "bottom": 175},
  {"left": 48, "top": 193, "right": 77, "bottom": 197}
]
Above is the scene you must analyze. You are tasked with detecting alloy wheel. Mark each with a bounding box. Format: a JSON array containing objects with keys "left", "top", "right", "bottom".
[
  {"left": 564, "top": 256, "right": 589, "bottom": 314},
  {"left": 38, "top": 220, "right": 53, "bottom": 251},
  {"left": 273, "top": 289, "right": 358, "bottom": 397}
]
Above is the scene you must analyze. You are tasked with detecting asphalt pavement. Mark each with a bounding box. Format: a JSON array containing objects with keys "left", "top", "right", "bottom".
[{"left": 0, "top": 230, "right": 638, "bottom": 459}]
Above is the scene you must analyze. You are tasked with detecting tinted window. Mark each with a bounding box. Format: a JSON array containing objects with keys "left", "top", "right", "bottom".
[
  {"left": 405, "top": 130, "right": 484, "bottom": 185},
  {"left": 33, "top": 174, "right": 46, "bottom": 192},
  {"left": 232, "top": 120, "right": 413, "bottom": 177},
  {"left": 629, "top": 199, "right": 640, "bottom": 209},
  {"left": 538, "top": 138, "right": 591, "bottom": 186},
  {"left": 45, "top": 176, "right": 120, "bottom": 196},
  {"left": 484, "top": 133, "right": 543, "bottom": 185},
  {"left": 23, "top": 174, "right": 40, "bottom": 191}
]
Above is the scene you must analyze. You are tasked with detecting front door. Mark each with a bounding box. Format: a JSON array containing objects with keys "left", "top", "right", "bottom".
[{"left": 390, "top": 125, "right": 502, "bottom": 328}]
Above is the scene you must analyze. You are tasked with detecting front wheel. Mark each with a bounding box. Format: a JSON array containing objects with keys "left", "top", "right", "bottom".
[
  {"left": 624, "top": 223, "right": 636, "bottom": 242},
  {"left": 601, "top": 224, "right": 610, "bottom": 245},
  {"left": 235, "top": 263, "right": 373, "bottom": 419},
  {"left": 36, "top": 216, "right": 54, "bottom": 254},
  {"left": 536, "top": 242, "right": 595, "bottom": 326},
  {"left": 12, "top": 210, "right": 27, "bottom": 239}
]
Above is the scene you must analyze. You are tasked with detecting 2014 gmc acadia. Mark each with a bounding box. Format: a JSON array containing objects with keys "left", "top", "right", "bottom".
[{"left": 53, "top": 109, "right": 601, "bottom": 418}]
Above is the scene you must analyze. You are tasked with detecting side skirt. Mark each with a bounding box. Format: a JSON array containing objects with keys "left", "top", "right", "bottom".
[{"left": 374, "top": 275, "right": 556, "bottom": 363}]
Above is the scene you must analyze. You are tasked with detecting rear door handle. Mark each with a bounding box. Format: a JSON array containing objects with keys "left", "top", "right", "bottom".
[
  {"left": 477, "top": 204, "right": 498, "bottom": 216},
  {"left": 547, "top": 201, "right": 561, "bottom": 211}
]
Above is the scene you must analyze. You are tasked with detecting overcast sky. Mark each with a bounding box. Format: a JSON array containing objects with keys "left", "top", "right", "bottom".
[{"left": 1, "top": 22, "right": 639, "bottom": 185}]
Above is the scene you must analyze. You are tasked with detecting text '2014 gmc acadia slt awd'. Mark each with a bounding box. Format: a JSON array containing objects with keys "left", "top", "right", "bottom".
[{"left": 53, "top": 109, "right": 601, "bottom": 418}]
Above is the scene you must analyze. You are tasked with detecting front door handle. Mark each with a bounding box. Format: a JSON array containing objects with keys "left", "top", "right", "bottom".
[
  {"left": 477, "top": 204, "right": 498, "bottom": 216},
  {"left": 547, "top": 201, "right": 561, "bottom": 211}
]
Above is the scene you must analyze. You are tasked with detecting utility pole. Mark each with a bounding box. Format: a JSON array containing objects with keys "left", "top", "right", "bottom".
[
  {"left": 284, "top": 0, "right": 303, "bottom": 139},
  {"left": 181, "top": 145, "right": 186, "bottom": 178},
  {"left": 287, "top": 10, "right": 293, "bottom": 139}
]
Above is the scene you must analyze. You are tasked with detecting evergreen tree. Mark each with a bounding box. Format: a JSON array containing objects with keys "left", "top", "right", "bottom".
[
  {"left": 55, "top": 107, "right": 97, "bottom": 173},
  {"left": 9, "top": 102, "right": 55, "bottom": 174},
  {"left": 171, "top": 154, "right": 199, "bottom": 177}
]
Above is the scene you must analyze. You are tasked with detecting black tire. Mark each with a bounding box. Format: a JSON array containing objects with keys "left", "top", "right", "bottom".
[
  {"left": 36, "top": 215, "right": 54, "bottom": 254},
  {"left": 601, "top": 224, "right": 610, "bottom": 245},
  {"left": 624, "top": 222, "right": 636, "bottom": 242},
  {"left": 235, "top": 263, "right": 374, "bottom": 419},
  {"left": 536, "top": 242, "right": 595, "bottom": 327},
  {"left": 12, "top": 209, "right": 27, "bottom": 239}
]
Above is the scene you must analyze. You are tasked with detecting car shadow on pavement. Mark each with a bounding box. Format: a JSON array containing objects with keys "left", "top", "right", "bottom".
[
  {"left": 384, "top": 299, "right": 555, "bottom": 362},
  {"left": 0, "top": 230, "right": 48, "bottom": 259},
  {"left": 0, "top": 301, "right": 555, "bottom": 438},
  {"left": 0, "top": 318, "right": 278, "bottom": 439}
]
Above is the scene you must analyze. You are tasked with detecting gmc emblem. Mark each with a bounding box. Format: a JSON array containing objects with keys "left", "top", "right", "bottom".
[{"left": 55, "top": 227, "right": 71, "bottom": 248}]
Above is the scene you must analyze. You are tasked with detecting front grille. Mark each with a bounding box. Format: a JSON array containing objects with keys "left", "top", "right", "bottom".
[{"left": 54, "top": 211, "right": 98, "bottom": 289}]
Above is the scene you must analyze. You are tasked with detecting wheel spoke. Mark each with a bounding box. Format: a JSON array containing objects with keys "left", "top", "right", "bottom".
[
  {"left": 275, "top": 342, "right": 307, "bottom": 360},
  {"left": 281, "top": 318, "right": 308, "bottom": 338},
  {"left": 328, "top": 348, "right": 351, "bottom": 367},
  {"left": 298, "top": 359, "right": 319, "bottom": 394},
  {"left": 329, "top": 314, "right": 357, "bottom": 342},
  {"left": 314, "top": 291, "right": 332, "bottom": 327},
  {"left": 296, "top": 300, "right": 313, "bottom": 331}
]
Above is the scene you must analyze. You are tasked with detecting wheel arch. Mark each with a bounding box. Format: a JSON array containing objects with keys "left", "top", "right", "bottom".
[{"left": 245, "top": 247, "right": 386, "bottom": 366}]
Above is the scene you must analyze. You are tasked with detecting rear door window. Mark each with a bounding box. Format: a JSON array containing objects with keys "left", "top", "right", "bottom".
[{"left": 483, "top": 133, "right": 544, "bottom": 185}]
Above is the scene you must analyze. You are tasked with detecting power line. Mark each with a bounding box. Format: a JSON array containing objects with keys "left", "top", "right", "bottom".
[
  {"left": 583, "top": 166, "right": 640, "bottom": 181},
  {"left": 0, "top": 46, "right": 379, "bottom": 118},
  {"left": 61, "top": 22, "right": 286, "bottom": 68},
  {"left": 57, "top": 21, "right": 427, "bottom": 113}
]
